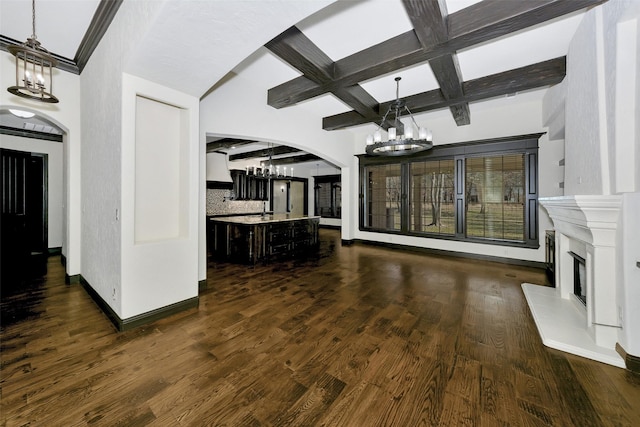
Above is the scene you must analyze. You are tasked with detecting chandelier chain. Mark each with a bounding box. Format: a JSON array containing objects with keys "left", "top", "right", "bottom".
[{"left": 31, "top": 0, "right": 36, "bottom": 39}]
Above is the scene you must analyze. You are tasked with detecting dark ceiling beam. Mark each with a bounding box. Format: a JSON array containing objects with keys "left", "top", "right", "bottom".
[
  {"left": 206, "top": 138, "right": 257, "bottom": 152},
  {"left": 323, "top": 57, "right": 566, "bottom": 130},
  {"left": 228, "top": 145, "right": 302, "bottom": 161},
  {"left": 265, "top": 26, "right": 334, "bottom": 82},
  {"left": 267, "top": 154, "right": 322, "bottom": 166},
  {"left": 265, "top": 26, "right": 397, "bottom": 130},
  {"left": 268, "top": 0, "right": 606, "bottom": 109},
  {"left": 402, "top": 0, "right": 470, "bottom": 126}
]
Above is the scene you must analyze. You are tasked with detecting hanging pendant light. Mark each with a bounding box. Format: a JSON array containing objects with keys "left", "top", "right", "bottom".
[
  {"left": 365, "top": 77, "right": 432, "bottom": 156},
  {"left": 7, "top": 0, "right": 59, "bottom": 103}
]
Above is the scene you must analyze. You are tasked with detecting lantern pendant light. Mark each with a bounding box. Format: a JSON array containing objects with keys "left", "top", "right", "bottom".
[{"left": 7, "top": 0, "right": 59, "bottom": 103}]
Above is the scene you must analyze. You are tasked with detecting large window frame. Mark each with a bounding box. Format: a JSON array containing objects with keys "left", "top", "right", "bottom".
[{"left": 358, "top": 134, "right": 541, "bottom": 248}]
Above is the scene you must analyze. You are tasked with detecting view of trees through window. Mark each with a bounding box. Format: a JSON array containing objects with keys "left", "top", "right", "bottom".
[
  {"left": 410, "top": 160, "right": 455, "bottom": 235},
  {"left": 465, "top": 155, "right": 525, "bottom": 241},
  {"left": 361, "top": 139, "right": 537, "bottom": 248}
]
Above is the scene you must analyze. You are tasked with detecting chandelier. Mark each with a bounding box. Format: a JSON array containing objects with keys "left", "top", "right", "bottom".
[
  {"left": 7, "top": 0, "right": 59, "bottom": 103},
  {"left": 365, "top": 77, "right": 432, "bottom": 156},
  {"left": 246, "top": 143, "right": 293, "bottom": 178}
]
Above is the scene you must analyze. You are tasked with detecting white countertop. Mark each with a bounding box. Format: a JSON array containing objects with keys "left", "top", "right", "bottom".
[{"left": 209, "top": 214, "right": 320, "bottom": 225}]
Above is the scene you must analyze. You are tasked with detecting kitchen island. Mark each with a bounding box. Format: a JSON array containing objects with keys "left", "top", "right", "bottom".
[{"left": 208, "top": 214, "right": 320, "bottom": 264}]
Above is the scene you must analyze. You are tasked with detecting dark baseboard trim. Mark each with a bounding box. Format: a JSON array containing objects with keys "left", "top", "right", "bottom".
[
  {"left": 79, "top": 276, "right": 121, "bottom": 330},
  {"left": 341, "top": 239, "right": 355, "bottom": 246},
  {"left": 616, "top": 343, "right": 640, "bottom": 374},
  {"left": 120, "top": 297, "right": 199, "bottom": 332},
  {"left": 61, "top": 254, "right": 67, "bottom": 267},
  {"left": 79, "top": 276, "right": 199, "bottom": 332},
  {"left": 352, "top": 238, "right": 546, "bottom": 269},
  {"left": 65, "top": 273, "right": 81, "bottom": 284},
  {"left": 198, "top": 279, "right": 207, "bottom": 291},
  {"left": 320, "top": 224, "right": 341, "bottom": 230},
  {"left": 48, "top": 247, "right": 62, "bottom": 256}
]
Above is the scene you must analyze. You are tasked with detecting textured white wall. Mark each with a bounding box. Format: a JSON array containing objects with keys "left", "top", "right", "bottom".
[
  {"left": 0, "top": 134, "right": 64, "bottom": 249},
  {"left": 79, "top": 0, "right": 168, "bottom": 316},
  {"left": 565, "top": 11, "right": 606, "bottom": 195},
  {"left": 562, "top": 1, "right": 640, "bottom": 196}
]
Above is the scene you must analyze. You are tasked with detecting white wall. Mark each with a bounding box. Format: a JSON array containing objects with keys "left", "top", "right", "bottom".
[
  {"left": 1, "top": 51, "right": 82, "bottom": 276},
  {"left": 0, "top": 134, "right": 64, "bottom": 249},
  {"left": 620, "top": 193, "right": 640, "bottom": 355},
  {"left": 121, "top": 74, "right": 199, "bottom": 319},
  {"left": 79, "top": 0, "right": 173, "bottom": 317}
]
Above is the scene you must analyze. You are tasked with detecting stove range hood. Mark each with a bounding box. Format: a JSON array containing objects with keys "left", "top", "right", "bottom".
[{"left": 206, "top": 152, "right": 233, "bottom": 189}]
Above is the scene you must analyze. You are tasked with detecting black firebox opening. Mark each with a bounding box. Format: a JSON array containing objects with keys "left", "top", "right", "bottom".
[{"left": 569, "top": 251, "right": 586, "bottom": 306}]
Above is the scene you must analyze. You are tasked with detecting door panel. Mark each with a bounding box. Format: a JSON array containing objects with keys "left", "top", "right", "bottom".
[{"left": 1, "top": 149, "right": 47, "bottom": 288}]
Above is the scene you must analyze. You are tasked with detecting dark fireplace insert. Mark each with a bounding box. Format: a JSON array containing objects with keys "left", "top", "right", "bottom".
[{"left": 569, "top": 251, "right": 586, "bottom": 305}]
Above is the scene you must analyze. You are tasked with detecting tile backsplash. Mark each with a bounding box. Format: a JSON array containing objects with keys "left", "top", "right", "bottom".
[{"left": 207, "top": 189, "right": 266, "bottom": 216}]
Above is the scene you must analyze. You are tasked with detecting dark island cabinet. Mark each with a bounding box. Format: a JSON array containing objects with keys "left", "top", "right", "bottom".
[{"left": 209, "top": 214, "right": 320, "bottom": 264}]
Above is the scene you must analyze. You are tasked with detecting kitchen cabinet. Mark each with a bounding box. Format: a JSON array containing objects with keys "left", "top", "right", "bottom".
[
  {"left": 208, "top": 214, "right": 320, "bottom": 264},
  {"left": 230, "top": 169, "right": 268, "bottom": 201}
]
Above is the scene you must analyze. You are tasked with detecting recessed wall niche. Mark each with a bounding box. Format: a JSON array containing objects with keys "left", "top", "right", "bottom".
[{"left": 134, "top": 95, "right": 189, "bottom": 243}]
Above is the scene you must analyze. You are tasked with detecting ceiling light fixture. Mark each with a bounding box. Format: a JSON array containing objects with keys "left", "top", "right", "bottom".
[
  {"left": 6, "top": 0, "right": 59, "bottom": 103},
  {"left": 365, "top": 77, "right": 432, "bottom": 156},
  {"left": 9, "top": 108, "right": 36, "bottom": 118}
]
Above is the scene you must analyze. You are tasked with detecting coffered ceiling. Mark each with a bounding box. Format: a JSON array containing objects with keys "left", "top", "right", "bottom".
[{"left": 1, "top": 0, "right": 607, "bottom": 162}]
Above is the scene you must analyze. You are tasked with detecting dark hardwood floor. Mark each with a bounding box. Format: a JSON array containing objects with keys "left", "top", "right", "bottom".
[{"left": 2, "top": 229, "right": 639, "bottom": 426}]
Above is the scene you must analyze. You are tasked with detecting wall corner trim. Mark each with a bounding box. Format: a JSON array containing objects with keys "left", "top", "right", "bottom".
[{"left": 616, "top": 343, "right": 640, "bottom": 374}]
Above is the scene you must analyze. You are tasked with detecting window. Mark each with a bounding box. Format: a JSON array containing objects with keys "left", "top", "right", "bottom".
[
  {"left": 409, "top": 159, "right": 455, "bottom": 235},
  {"left": 465, "top": 155, "right": 525, "bottom": 241},
  {"left": 314, "top": 175, "right": 341, "bottom": 218},
  {"left": 359, "top": 134, "right": 540, "bottom": 248},
  {"left": 365, "top": 164, "right": 402, "bottom": 230}
]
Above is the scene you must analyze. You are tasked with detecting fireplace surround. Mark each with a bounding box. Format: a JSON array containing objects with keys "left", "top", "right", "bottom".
[{"left": 523, "top": 195, "right": 625, "bottom": 367}]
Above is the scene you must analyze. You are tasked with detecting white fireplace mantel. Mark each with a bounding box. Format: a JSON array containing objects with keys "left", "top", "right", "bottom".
[
  {"left": 539, "top": 195, "right": 622, "bottom": 246},
  {"left": 523, "top": 195, "right": 625, "bottom": 368}
]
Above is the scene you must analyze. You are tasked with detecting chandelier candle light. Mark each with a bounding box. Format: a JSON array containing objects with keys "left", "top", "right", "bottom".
[
  {"left": 365, "top": 77, "right": 432, "bottom": 156},
  {"left": 7, "top": 0, "right": 59, "bottom": 103}
]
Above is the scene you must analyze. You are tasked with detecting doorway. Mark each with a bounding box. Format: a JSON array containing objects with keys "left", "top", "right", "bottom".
[
  {"left": 1, "top": 148, "right": 48, "bottom": 288},
  {"left": 272, "top": 178, "right": 308, "bottom": 215}
]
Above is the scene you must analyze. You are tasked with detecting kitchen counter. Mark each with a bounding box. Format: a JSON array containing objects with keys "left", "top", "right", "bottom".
[
  {"left": 208, "top": 214, "right": 320, "bottom": 264},
  {"left": 210, "top": 213, "right": 320, "bottom": 224}
]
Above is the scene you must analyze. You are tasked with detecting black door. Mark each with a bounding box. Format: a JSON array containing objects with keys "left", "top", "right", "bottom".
[{"left": 1, "top": 148, "right": 48, "bottom": 289}]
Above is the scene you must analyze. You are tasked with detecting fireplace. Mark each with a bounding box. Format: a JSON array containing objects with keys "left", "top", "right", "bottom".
[{"left": 523, "top": 195, "right": 625, "bottom": 368}]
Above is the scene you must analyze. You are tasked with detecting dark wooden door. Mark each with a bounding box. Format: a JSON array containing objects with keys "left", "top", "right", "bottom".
[{"left": 1, "top": 149, "right": 48, "bottom": 289}]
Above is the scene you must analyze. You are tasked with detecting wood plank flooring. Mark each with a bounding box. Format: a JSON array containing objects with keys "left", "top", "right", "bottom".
[{"left": 2, "top": 229, "right": 640, "bottom": 426}]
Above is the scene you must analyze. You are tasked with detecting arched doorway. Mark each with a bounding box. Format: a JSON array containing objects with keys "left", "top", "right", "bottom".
[{"left": 0, "top": 107, "right": 65, "bottom": 287}]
